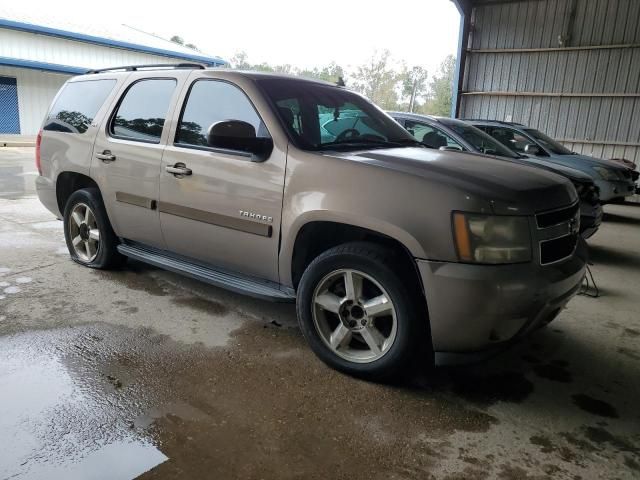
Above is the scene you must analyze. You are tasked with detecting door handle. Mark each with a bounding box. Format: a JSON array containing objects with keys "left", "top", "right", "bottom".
[
  {"left": 165, "top": 163, "right": 192, "bottom": 176},
  {"left": 96, "top": 150, "right": 116, "bottom": 162}
]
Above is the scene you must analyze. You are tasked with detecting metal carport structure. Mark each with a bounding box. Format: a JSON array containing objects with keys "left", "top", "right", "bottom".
[{"left": 451, "top": 0, "right": 640, "bottom": 164}]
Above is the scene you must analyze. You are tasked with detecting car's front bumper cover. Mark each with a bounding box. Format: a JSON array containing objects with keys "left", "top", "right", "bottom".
[{"left": 416, "top": 238, "right": 587, "bottom": 353}]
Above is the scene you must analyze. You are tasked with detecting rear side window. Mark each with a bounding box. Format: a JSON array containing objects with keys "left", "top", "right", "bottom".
[
  {"left": 44, "top": 80, "right": 116, "bottom": 134},
  {"left": 110, "top": 79, "right": 176, "bottom": 143},
  {"left": 176, "top": 80, "right": 268, "bottom": 148}
]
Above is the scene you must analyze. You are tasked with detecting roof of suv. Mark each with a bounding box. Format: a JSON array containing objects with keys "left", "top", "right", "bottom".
[
  {"left": 462, "top": 119, "right": 526, "bottom": 127},
  {"left": 82, "top": 64, "right": 338, "bottom": 87}
]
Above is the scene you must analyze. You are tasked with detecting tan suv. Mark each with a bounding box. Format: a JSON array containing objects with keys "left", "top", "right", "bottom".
[{"left": 36, "top": 64, "right": 587, "bottom": 381}]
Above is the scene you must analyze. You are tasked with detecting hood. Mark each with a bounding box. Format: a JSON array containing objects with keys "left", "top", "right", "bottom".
[
  {"left": 555, "top": 153, "right": 629, "bottom": 172},
  {"left": 328, "top": 147, "right": 577, "bottom": 215},
  {"left": 522, "top": 157, "right": 593, "bottom": 183}
]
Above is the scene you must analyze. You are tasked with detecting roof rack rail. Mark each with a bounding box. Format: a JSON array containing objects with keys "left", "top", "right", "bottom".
[{"left": 86, "top": 63, "right": 206, "bottom": 74}]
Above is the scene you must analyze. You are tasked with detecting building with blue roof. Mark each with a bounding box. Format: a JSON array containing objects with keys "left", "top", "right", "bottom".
[{"left": 0, "top": 11, "right": 225, "bottom": 137}]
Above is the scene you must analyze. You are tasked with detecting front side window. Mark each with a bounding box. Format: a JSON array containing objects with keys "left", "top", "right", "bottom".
[
  {"left": 405, "top": 120, "right": 463, "bottom": 150},
  {"left": 176, "top": 80, "right": 269, "bottom": 148},
  {"left": 441, "top": 121, "right": 520, "bottom": 158},
  {"left": 44, "top": 80, "right": 116, "bottom": 134},
  {"left": 258, "top": 78, "right": 419, "bottom": 151},
  {"left": 479, "top": 126, "right": 533, "bottom": 154},
  {"left": 110, "top": 79, "right": 176, "bottom": 143},
  {"left": 524, "top": 128, "right": 573, "bottom": 155}
]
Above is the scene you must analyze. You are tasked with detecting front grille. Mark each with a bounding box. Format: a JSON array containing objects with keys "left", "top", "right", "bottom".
[
  {"left": 536, "top": 202, "right": 579, "bottom": 228},
  {"left": 540, "top": 234, "right": 578, "bottom": 265}
]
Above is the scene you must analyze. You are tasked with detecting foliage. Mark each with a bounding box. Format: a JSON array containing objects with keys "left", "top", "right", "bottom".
[
  {"left": 351, "top": 50, "right": 401, "bottom": 110},
  {"left": 228, "top": 51, "right": 456, "bottom": 115},
  {"left": 421, "top": 54, "right": 456, "bottom": 116},
  {"left": 401, "top": 66, "right": 430, "bottom": 113},
  {"left": 171, "top": 35, "right": 199, "bottom": 51}
]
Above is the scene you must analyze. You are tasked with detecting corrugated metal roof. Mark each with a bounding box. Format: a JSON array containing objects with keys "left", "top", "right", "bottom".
[{"left": 0, "top": 7, "right": 225, "bottom": 66}]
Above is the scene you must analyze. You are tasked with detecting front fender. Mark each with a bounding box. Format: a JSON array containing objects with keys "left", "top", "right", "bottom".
[{"left": 278, "top": 209, "right": 426, "bottom": 287}]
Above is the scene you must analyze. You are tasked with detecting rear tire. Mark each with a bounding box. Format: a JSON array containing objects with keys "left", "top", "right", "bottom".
[
  {"left": 296, "top": 242, "right": 431, "bottom": 382},
  {"left": 63, "top": 188, "right": 125, "bottom": 269}
]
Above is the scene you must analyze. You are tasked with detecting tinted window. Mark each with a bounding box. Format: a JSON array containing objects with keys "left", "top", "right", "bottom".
[
  {"left": 524, "top": 128, "right": 573, "bottom": 155},
  {"left": 441, "top": 121, "right": 520, "bottom": 158},
  {"left": 110, "top": 79, "right": 176, "bottom": 143},
  {"left": 479, "top": 126, "right": 532, "bottom": 154},
  {"left": 259, "top": 79, "right": 419, "bottom": 151},
  {"left": 44, "top": 80, "right": 116, "bottom": 134},
  {"left": 405, "top": 120, "right": 462, "bottom": 150},
  {"left": 176, "top": 80, "right": 268, "bottom": 147}
]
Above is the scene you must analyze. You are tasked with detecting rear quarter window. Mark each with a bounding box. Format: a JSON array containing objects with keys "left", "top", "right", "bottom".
[{"left": 44, "top": 80, "right": 116, "bottom": 134}]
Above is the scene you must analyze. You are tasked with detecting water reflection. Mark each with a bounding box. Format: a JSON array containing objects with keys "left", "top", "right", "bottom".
[
  {"left": 0, "top": 329, "right": 167, "bottom": 479},
  {"left": 0, "top": 150, "right": 37, "bottom": 199}
]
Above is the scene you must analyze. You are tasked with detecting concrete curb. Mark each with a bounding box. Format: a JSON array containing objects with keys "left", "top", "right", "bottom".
[{"left": 1, "top": 136, "right": 36, "bottom": 148}]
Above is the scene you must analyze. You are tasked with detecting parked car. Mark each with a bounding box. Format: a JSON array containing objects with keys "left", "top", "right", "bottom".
[
  {"left": 36, "top": 66, "right": 587, "bottom": 381},
  {"left": 390, "top": 112, "right": 602, "bottom": 239},
  {"left": 465, "top": 120, "right": 636, "bottom": 203}
]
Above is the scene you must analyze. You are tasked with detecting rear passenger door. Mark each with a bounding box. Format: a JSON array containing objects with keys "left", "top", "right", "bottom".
[
  {"left": 91, "top": 73, "right": 186, "bottom": 249},
  {"left": 158, "top": 76, "right": 286, "bottom": 283}
]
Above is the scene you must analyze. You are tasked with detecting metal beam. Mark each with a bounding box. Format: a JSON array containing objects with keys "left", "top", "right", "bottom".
[
  {"left": 556, "top": 139, "right": 640, "bottom": 148},
  {"left": 468, "top": 43, "right": 640, "bottom": 54},
  {"left": 451, "top": 2, "right": 471, "bottom": 117},
  {"left": 461, "top": 91, "right": 640, "bottom": 98}
]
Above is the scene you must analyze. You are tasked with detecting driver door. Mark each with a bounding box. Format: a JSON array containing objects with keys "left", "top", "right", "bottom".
[{"left": 158, "top": 76, "right": 286, "bottom": 283}]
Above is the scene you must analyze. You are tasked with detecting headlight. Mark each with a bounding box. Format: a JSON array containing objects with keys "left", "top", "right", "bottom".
[
  {"left": 453, "top": 212, "right": 532, "bottom": 264},
  {"left": 592, "top": 166, "right": 619, "bottom": 180}
]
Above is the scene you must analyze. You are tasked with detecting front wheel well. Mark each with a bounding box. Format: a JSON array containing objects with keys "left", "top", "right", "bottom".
[
  {"left": 291, "top": 221, "right": 422, "bottom": 293},
  {"left": 56, "top": 172, "right": 100, "bottom": 213}
]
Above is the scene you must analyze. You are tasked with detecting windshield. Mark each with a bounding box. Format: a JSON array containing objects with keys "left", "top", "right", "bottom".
[
  {"left": 441, "top": 121, "right": 521, "bottom": 159},
  {"left": 257, "top": 78, "right": 420, "bottom": 151},
  {"left": 524, "top": 128, "right": 573, "bottom": 155}
]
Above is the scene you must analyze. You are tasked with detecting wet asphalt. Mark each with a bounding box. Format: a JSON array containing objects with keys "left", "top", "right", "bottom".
[{"left": 0, "top": 148, "right": 639, "bottom": 480}]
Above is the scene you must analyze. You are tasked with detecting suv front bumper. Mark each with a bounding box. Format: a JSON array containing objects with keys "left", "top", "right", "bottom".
[{"left": 417, "top": 238, "right": 587, "bottom": 353}]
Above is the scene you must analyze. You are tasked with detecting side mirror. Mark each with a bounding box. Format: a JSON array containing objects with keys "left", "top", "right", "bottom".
[
  {"left": 524, "top": 144, "right": 541, "bottom": 155},
  {"left": 207, "top": 120, "right": 273, "bottom": 161}
]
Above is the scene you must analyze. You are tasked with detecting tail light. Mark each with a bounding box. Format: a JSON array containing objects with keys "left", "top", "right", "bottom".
[{"left": 35, "top": 130, "right": 43, "bottom": 175}]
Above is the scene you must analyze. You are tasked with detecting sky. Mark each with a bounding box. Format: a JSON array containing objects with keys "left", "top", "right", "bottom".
[{"left": 3, "top": 0, "right": 461, "bottom": 74}]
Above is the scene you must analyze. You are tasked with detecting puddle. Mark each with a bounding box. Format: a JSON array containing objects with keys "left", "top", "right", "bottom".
[
  {"left": 15, "top": 277, "right": 32, "bottom": 284},
  {"left": 3, "top": 286, "right": 21, "bottom": 294},
  {"left": 0, "top": 322, "right": 503, "bottom": 480},
  {"left": 0, "top": 326, "right": 168, "bottom": 479}
]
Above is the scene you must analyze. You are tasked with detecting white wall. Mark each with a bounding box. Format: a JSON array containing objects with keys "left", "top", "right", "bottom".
[
  {"left": 0, "top": 27, "right": 211, "bottom": 136},
  {"left": 0, "top": 66, "right": 70, "bottom": 135},
  {"left": 0, "top": 29, "right": 199, "bottom": 70}
]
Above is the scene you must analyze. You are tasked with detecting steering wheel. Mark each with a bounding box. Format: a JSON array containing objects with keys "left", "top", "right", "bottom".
[{"left": 335, "top": 128, "right": 360, "bottom": 142}]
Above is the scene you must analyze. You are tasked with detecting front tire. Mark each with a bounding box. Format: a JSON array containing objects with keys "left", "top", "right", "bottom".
[
  {"left": 297, "top": 242, "right": 430, "bottom": 381},
  {"left": 63, "top": 188, "right": 124, "bottom": 269}
]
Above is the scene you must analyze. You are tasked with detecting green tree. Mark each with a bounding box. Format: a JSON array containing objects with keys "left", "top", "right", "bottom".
[
  {"left": 298, "top": 62, "right": 344, "bottom": 83},
  {"left": 185, "top": 43, "right": 199, "bottom": 51},
  {"left": 351, "top": 50, "right": 401, "bottom": 110},
  {"left": 170, "top": 35, "right": 184, "bottom": 45},
  {"left": 401, "top": 66, "right": 429, "bottom": 113},
  {"left": 423, "top": 54, "right": 456, "bottom": 116}
]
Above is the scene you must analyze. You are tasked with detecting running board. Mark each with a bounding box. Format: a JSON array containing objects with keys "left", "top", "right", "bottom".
[{"left": 117, "top": 244, "right": 295, "bottom": 302}]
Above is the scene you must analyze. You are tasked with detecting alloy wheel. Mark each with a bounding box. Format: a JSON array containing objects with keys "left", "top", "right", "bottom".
[
  {"left": 312, "top": 268, "right": 398, "bottom": 363},
  {"left": 68, "top": 203, "right": 100, "bottom": 263}
]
